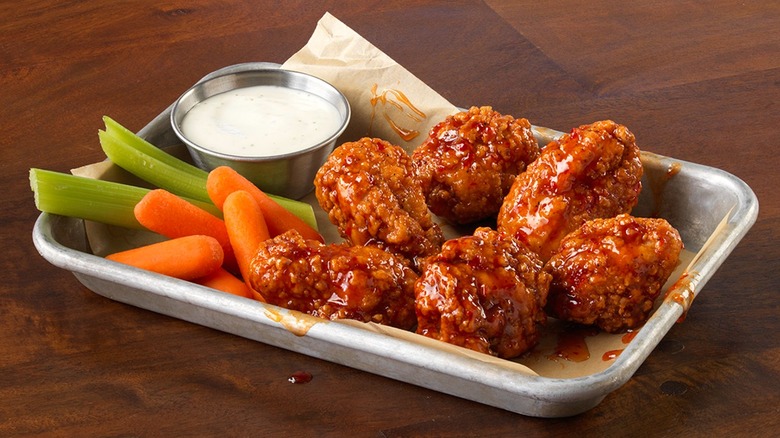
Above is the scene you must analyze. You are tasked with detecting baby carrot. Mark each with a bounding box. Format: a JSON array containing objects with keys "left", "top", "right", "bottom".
[
  {"left": 206, "top": 166, "right": 324, "bottom": 242},
  {"left": 106, "top": 235, "right": 223, "bottom": 280},
  {"left": 133, "top": 189, "right": 238, "bottom": 273},
  {"left": 194, "top": 268, "right": 255, "bottom": 299},
  {"left": 222, "top": 190, "right": 270, "bottom": 287}
]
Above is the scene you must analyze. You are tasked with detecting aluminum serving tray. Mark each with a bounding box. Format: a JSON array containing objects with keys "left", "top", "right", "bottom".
[{"left": 32, "top": 65, "right": 758, "bottom": 417}]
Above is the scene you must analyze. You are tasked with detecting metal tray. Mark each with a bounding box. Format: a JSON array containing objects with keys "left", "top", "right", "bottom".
[{"left": 32, "top": 65, "right": 758, "bottom": 417}]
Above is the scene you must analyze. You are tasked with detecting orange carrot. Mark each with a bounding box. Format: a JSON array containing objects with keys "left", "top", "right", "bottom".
[
  {"left": 195, "top": 268, "right": 255, "bottom": 299},
  {"left": 133, "top": 189, "right": 238, "bottom": 273},
  {"left": 206, "top": 166, "right": 323, "bottom": 242},
  {"left": 106, "top": 235, "right": 223, "bottom": 280},
  {"left": 222, "top": 190, "right": 271, "bottom": 288}
]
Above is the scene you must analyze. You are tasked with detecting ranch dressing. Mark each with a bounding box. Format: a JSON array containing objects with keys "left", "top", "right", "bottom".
[{"left": 181, "top": 85, "right": 342, "bottom": 157}]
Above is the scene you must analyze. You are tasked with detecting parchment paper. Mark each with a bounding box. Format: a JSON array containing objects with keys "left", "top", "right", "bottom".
[{"left": 282, "top": 12, "right": 459, "bottom": 153}]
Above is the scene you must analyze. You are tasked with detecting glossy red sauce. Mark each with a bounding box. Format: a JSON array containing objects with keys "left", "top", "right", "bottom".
[
  {"left": 622, "top": 330, "right": 638, "bottom": 343},
  {"left": 601, "top": 330, "right": 638, "bottom": 361},
  {"left": 548, "top": 325, "right": 599, "bottom": 362},
  {"left": 665, "top": 271, "right": 697, "bottom": 323},
  {"left": 288, "top": 371, "right": 313, "bottom": 384}
]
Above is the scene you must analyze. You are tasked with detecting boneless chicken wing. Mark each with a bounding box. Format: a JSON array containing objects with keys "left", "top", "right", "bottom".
[
  {"left": 412, "top": 106, "right": 539, "bottom": 224},
  {"left": 248, "top": 230, "right": 418, "bottom": 330},
  {"left": 414, "top": 228, "right": 551, "bottom": 358},
  {"left": 545, "top": 214, "right": 683, "bottom": 333},
  {"left": 314, "top": 137, "right": 444, "bottom": 267},
  {"left": 497, "top": 120, "right": 643, "bottom": 261}
]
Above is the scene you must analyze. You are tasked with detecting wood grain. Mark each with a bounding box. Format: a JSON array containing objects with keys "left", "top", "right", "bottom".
[{"left": 2, "top": 0, "right": 778, "bottom": 435}]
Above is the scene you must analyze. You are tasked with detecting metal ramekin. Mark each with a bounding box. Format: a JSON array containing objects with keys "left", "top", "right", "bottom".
[{"left": 171, "top": 67, "right": 350, "bottom": 199}]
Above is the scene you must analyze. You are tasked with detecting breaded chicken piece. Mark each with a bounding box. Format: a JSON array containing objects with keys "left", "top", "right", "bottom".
[
  {"left": 414, "top": 228, "right": 551, "bottom": 358},
  {"left": 248, "top": 230, "right": 418, "bottom": 329},
  {"left": 412, "top": 106, "right": 539, "bottom": 224},
  {"left": 545, "top": 214, "right": 683, "bottom": 333},
  {"left": 314, "top": 137, "right": 444, "bottom": 268},
  {"left": 497, "top": 120, "right": 643, "bottom": 261}
]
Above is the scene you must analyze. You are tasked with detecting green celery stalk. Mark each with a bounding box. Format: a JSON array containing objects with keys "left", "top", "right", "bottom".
[
  {"left": 99, "top": 130, "right": 211, "bottom": 203},
  {"left": 100, "top": 118, "right": 319, "bottom": 230},
  {"left": 103, "top": 116, "right": 208, "bottom": 179},
  {"left": 30, "top": 169, "right": 223, "bottom": 229},
  {"left": 266, "top": 194, "right": 319, "bottom": 230},
  {"left": 31, "top": 168, "right": 147, "bottom": 229}
]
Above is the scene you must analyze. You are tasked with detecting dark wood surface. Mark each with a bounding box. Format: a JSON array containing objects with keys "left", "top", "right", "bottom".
[{"left": 3, "top": 1, "right": 778, "bottom": 435}]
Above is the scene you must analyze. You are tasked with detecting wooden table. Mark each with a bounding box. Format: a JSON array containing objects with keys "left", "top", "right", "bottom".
[{"left": 3, "top": 1, "right": 778, "bottom": 435}]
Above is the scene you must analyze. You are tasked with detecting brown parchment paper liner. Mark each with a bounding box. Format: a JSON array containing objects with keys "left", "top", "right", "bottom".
[
  {"left": 70, "top": 12, "right": 734, "bottom": 379},
  {"left": 281, "top": 12, "right": 459, "bottom": 153}
]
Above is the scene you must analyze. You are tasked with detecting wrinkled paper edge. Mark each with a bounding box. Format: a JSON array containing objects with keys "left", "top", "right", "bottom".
[{"left": 282, "top": 12, "right": 459, "bottom": 153}]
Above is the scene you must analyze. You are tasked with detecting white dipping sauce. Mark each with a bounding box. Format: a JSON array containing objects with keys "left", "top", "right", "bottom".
[{"left": 181, "top": 85, "right": 342, "bottom": 157}]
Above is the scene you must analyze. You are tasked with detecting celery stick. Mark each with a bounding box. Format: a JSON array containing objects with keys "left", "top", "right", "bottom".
[
  {"left": 99, "top": 130, "right": 211, "bottom": 203},
  {"left": 31, "top": 168, "right": 146, "bottom": 229},
  {"left": 267, "top": 194, "right": 319, "bottom": 230},
  {"left": 101, "top": 118, "right": 319, "bottom": 231},
  {"left": 30, "top": 169, "right": 223, "bottom": 229},
  {"left": 103, "top": 116, "right": 207, "bottom": 179}
]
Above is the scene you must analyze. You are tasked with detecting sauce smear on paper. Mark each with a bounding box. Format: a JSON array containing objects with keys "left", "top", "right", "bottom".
[
  {"left": 369, "top": 83, "right": 426, "bottom": 141},
  {"left": 602, "top": 330, "right": 639, "bottom": 361},
  {"left": 263, "top": 308, "right": 319, "bottom": 337},
  {"left": 549, "top": 326, "right": 599, "bottom": 362}
]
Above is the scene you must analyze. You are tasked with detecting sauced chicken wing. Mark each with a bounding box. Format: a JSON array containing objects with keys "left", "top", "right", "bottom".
[
  {"left": 412, "top": 106, "right": 539, "bottom": 224},
  {"left": 248, "top": 230, "right": 418, "bottom": 329},
  {"left": 314, "top": 137, "right": 444, "bottom": 267},
  {"left": 545, "top": 214, "right": 683, "bottom": 333},
  {"left": 414, "top": 228, "right": 551, "bottom": 358},
  {"left": 497, "top": 120, "right": 643, "bottom": 261}
]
